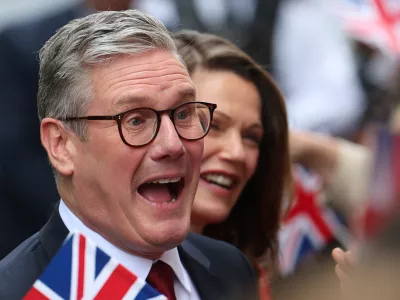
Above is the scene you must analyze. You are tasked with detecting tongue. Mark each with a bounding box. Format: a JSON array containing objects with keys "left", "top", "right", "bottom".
[{"left": 138, "top": 183, "right": 172, "bottom": 203}]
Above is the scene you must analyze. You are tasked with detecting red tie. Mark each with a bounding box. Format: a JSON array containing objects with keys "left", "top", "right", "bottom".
[{"left": 146, "top": 261, "right": 177, "bottom": 300}]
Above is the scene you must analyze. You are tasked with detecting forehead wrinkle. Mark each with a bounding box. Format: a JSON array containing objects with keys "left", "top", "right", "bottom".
[
  {"left": 112, "top": 70, "right": 189, "bottom": 86},
  {"left": 106, "top": 73, "right": 191, "bottom": 95},
  {"left": 113, "top": 79, "right": 195, "bottom": 110},
  {"left": 102, "top": 57, "right": 187, "bottom": 79},
  {"left": 103, "top": 63, "right": 188, "bottom": 81},
  {"left": 101, "top": 66, "right": 190, "bottom": 96}
]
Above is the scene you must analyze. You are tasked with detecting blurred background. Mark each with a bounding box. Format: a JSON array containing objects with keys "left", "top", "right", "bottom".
[
  {"left": 1, "top": 0, "right": 400, "bottom": 299},
  {"left": 0, "top": 0, "right": 81, "bottom": 29}
]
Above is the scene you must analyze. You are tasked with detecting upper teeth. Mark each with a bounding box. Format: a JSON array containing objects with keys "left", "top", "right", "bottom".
[
  {"left": 150, "top": 177, "right": 181, "bottom": 184},
  {"left": 204, "top": 174, "right": 233, "bottom": 187}
]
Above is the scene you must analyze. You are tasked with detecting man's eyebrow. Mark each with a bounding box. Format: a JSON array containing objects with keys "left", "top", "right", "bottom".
[
  {"left": 179, "top": 87, "right": 196, "bottom": 100},
  {"left": 114, "top": 88, "right": 196, "bottom": 110},
  {"left": 114, "top": 95, "right": 151, "bottom": 110}
]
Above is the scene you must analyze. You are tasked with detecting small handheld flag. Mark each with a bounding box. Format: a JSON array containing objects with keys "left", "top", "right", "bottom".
[{"left": 23, "top": 232, "right": 167, "bottom": 300}]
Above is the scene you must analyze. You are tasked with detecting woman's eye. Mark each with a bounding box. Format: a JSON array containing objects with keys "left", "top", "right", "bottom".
[
  {"left": 210, "top": 122, "right": 220, "bottom": 131},
  {"left": 243, "top": 134, "right": 262, "bottom": 146}
]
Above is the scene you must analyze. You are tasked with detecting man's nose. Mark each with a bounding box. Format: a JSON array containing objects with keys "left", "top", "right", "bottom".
[{"left": 150, "top": 115, "right": 185, "bottom": 161}]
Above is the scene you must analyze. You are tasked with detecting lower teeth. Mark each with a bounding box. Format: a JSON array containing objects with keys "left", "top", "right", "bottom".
[
  {"left": 163, "top": 189, "right": 177, "bottom": 204},
  {"left": 162, "top": 197, "right": 176, "bottom": 204}
]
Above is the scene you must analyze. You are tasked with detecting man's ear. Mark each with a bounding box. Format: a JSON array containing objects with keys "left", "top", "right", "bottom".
[{"left": 40, "top": 118, "right": 76, "bottom": 176}]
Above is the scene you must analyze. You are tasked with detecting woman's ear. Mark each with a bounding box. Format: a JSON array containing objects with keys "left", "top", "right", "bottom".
[{"left": 40, "top": 118, "right": 76, "bottom": 176}]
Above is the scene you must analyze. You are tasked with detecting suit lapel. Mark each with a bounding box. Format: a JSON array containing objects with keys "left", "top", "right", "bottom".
[
  {"left": 39, "top": 202, "right": 69, "bottom": 261},
  {"left": 178, "top": 238, "right": 226, "bottom": 300}
]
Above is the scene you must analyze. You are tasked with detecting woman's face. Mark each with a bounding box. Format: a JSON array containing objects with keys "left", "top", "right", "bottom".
[{"left": 191, "top": 69, "right": 263, "bottom": 226}]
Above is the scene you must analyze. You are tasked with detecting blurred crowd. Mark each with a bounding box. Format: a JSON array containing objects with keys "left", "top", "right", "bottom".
[{"left": 1, "top": 0, "right": 400, "bottom": 299}]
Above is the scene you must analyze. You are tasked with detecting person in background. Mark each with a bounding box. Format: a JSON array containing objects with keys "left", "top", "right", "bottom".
[
  {"left": 0, "top": 10, "right": 259, "bottom": 300},
  {"left": 292, "top": 66, "right": 400, "bottom": 293},
  {"left": 290, "top": 130, "right": 372, "bottom": 218},
  {"left": 333, "top": 212, "right": 400, "bottom": 299},
  {"left": 274, "top": 0, "right": 365, "bottom": 137},
  {"left": 174, "top": 30, "right": 292, "bottom": 299}
]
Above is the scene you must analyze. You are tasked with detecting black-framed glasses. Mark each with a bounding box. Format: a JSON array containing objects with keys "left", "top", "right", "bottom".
[{"left": 61, "top": 101, "right": 217, "bottom": 147}]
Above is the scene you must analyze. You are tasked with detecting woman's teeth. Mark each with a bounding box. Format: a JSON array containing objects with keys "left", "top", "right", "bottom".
[{"left": 203, "top": 174, "right": 233, "bottom": 188}]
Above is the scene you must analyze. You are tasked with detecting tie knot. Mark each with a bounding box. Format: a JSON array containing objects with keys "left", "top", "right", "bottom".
[{"left": 146, "top": 261, "right": 176, "bottom": 300}]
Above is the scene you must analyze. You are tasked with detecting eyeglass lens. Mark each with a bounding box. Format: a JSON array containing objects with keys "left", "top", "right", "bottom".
[{"left": 121, "top": 102, "right": 211, "bottom": 146}]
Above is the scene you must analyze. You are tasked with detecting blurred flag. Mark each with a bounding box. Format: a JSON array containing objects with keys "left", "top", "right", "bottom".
[
  {"left": 336, "top": 0, "right": 400, "bottom": 55},
  {"left": 278, "top": 174, "right": 350, "bottom": 276},
  {"left": 353, "top": 128, "right": 400, "bottom": 240},
  {"left": 23, "top": 232, "right": 166, "bottom": 300}
]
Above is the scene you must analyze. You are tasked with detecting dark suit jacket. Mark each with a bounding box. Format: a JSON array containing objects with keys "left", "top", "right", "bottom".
[{"left": 0, "top": 207, "right": 259, "bottom": 300}]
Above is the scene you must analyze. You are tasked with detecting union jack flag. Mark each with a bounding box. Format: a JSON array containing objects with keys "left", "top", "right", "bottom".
[
  {"left": 335, "top": 0, "right": 400, "bottom": 55},
  {"left": 278, "top": 173, "right": 350, "bottom": 276},
  {"left": 23, "top": 232, "right": 166, "bottom": 300}
]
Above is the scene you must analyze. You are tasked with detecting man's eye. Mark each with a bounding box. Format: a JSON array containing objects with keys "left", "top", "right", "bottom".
[
  {"left": 129, "top": 117, "right": 145, "bottom": 126},
  {"left": 176, "top": 110, "right": 188, "bottom": 120}
]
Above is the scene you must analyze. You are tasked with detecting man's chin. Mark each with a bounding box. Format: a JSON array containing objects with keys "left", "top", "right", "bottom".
[
  {"left": 123, "top": 229, "right": 188, "bottom": 260},
  {"left": 144, "top": 222, "right": 190, "bottom": 250}
]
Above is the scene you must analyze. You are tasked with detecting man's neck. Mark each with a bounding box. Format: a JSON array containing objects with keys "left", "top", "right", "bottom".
[{"left": 60, "top": 200, "right": 164, "bottom": 260}]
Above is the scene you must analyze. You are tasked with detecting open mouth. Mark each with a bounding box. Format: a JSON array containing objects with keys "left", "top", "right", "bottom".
[
  {"left": 200, "top": 173, "right": 236, "bottom": 190},
  {"left": 138, "top": 177, "right": 184, "bottom": 204}
]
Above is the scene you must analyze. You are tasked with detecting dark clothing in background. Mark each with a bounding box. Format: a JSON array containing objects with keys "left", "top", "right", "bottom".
[{"left": 174, "top": 0, "right": 282, "bottom": 71}]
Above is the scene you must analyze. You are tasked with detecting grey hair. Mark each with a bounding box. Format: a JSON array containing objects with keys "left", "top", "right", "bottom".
[{"left": 37, "top": 9, "right": 178, "bottom": 139}]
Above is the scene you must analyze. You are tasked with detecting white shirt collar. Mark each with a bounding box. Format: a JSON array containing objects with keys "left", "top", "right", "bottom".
[{"left": 59, "top": 200, "right": 192, "bottom": 293}]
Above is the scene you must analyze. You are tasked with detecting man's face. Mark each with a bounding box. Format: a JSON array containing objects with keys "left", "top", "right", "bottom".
[{"left": 69, "top": 50, "right": 202, "bottom": 258}]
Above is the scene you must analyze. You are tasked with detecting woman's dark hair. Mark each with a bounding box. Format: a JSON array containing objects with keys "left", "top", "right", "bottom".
[{"left": 174, "top": 30, "right": 292, "bottom": 268}]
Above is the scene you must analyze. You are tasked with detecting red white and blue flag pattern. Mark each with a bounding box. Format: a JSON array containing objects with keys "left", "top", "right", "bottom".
[
  {"left": 23, "top": 232, "right": 166, "bottom": 300},
  {"left": 278, "top": 170, "right": 350, "bottom": 276},
  {"left": 336, "top": 0, "right": 400, "bottom": 55}
]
